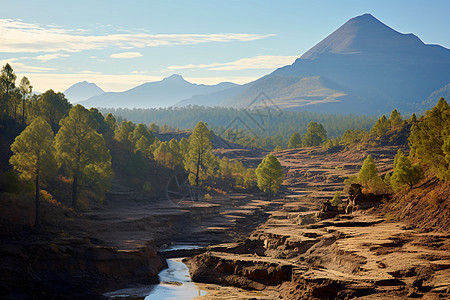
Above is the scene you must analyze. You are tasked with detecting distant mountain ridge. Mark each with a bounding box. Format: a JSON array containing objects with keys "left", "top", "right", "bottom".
[
  {"left": 79, "top": 74, "right": 237, "bottom": 108},
  {"left": 64, "top": 81, "right": 104, "bottom": 103},
  {"left": 177, "top": 13, "right": 450, "bottom": 115}
]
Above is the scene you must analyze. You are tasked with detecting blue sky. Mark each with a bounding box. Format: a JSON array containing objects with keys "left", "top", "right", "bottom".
[{"left": 1, "top": 0, "right": 449, "bottom": 92}]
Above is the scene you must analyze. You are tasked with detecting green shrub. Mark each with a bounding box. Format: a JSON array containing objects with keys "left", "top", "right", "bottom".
[{"left": 331, "top": 191, "right": 342, "bottom": 206}]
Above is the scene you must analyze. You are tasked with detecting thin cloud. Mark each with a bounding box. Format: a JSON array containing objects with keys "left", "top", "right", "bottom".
[
  {"left": 78, "top": 70, "right": 102, "bottom": 74},
  {"left": 166, "top": 55, "right": 298, "bottom": 71},
  {"left": 34, "top": 53, "right": 69, "bottom": 62},
  {"left": 110, "top": 52, "right": 143, "bottom": 59},
  {"left": 0, "top": 58, "right": 55, "bottom": 72},
  {"left": 0, "top": 19, "right": 275, "bottom": 53}
]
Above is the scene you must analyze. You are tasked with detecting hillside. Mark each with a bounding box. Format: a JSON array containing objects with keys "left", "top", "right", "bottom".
[{"left": 220, "top": 75, "right": 362, "bottom": 113}]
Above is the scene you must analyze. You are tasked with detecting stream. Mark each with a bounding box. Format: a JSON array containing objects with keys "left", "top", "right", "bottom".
[{"left": 104, "top": 247, "right": 207, "bottom": 300}]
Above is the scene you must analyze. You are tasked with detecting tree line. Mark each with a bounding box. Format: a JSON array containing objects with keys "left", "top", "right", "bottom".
[{"left": 98, "top": 106, "right": 377, "bottom": 149}]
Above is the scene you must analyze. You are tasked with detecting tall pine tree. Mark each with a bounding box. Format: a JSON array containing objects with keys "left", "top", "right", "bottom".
[
  {"left": 54, "top": 105, "right": 113, "bottom": 209},
  {"left": 185, "top": 121, "right": 213, "bottom": 187},
  {"left": 10, "top": 117, "right": 56, "bottom": 227}
]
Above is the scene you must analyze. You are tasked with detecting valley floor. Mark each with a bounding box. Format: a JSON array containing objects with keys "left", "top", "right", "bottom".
[{"left": 1, "top": 145, "right": 449, "bottom": 299}]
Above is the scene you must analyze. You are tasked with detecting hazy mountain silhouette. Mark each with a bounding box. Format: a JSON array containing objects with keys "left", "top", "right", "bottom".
[
  {"left": 179, "top": 14, "right": 450, "bottom": 114},
  {"left": 64, "top": 81, "right": 104, "bottom": 103},
  {"left": 79, "top": 74, "right": 237, "bottom": 108},
  {"left": 419, "top": 82, "right": 450, "bottom": 111}
]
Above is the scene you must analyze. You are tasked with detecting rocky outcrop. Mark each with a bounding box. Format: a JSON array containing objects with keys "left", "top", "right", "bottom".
[{"left": 185, "top": 251, "right": 292, "bottom": 290}]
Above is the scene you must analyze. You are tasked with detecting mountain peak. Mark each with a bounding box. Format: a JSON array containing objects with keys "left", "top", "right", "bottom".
[
  {"left": 64, "top": 81, "right": 104, "bottom": 103},
  {"left": 353, "top": 13, "right": 378, "bottom": 21},
  {"left": 301, "top": 13, "right": 423, "bottom": 60},
  {"left": 163, "top": 74, "right": 186, "bottom": 82}
]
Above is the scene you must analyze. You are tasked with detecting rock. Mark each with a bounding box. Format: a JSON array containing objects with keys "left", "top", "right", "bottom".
[{"left": 185, "top": 252, "right": 292, "bottom": 289}]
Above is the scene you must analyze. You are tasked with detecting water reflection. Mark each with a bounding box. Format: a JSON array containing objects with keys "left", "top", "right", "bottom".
[{"left": 144, "top": 258, "right": 206, "bottom": 300}]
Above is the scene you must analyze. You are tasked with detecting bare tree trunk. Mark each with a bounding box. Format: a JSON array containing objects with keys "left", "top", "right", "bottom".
[
  {"left": 35, "top": 174, "right": 40, "bottom": 229},
  {"left": 5, "top": 92, "right": 9, "bottom": 118},
  {"left": 22, "top": 97, "right": 26, "bottom": 125},
  {"left": 72, "top": 175, "right": 78, "bottom": 210},
  {"left": 195, "top": 152, "right": 201, "bottom": 187},
  {"left": 268, "top": 177, "right": 272, "bottom": 200}
]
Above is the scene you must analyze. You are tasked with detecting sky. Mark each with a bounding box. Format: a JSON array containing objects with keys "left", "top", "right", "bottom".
[{"left": 1, "top": 0, "right": 450, "bottom": 93}]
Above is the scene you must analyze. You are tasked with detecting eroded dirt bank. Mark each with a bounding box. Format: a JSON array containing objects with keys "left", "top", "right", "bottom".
[
  {"left": 185, "top": 146, "right": 450, "bottom": 299},
  {"left": 186, "top": 204, "right": 450, "bottom": 299}
]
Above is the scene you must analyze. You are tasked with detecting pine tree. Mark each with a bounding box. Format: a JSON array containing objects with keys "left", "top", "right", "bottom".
[
  {"left": 154, "top": 141, "right": 173, "bottom": 168},
  {"left": 10, "top": 117, "right": 56, "bottom": 227},
  {"left": 179, "top": 137, "right": 189, "bottom": 162},
  {"left": 115, "top": 121, "right": 136, "bottom": 142},
  {"left": 255, "top": 154, "right": 283, "bottom": 198},
  {"left": 169, "top": 139, "right": 183, "bottom": 168},
  {"left": 388, "top": 109, "right": 403, "bottom": 127},
  {"left": 218, "top": 157, "right": 233, "bottom": 188},
  {"left": 104, "top": 113, "right": 117, "bottom": 140},
  {"left": 391, "top": 151, "right": 424, "bottom": 190},
  {"left": 357, "top": 155, "right": 382, "bottom": 190},
  {"left": 0, "top": 63, "right": 16, "bottom": 118},
  {"left": 370, "top": 115, "right": 389, "bottom": 138},
  {"left": 18, "top": 76, "right": 32, "bottom": 125},
  {"left": 54, "top": 105, "right": 113, "bottom": 209},
  {"left": 340, "top": 129, "right": 368, "bottom": 145},
  {"left": 243, "top": 169, "right": 256, "bottom": 189},
  {"left": 149, "top": 122, "right": 160, "bottom": 133},
  {"left": 135, "top": 136, "right": 153, "bottom": 158},
  {"left": 384, "top": 172, "right": 392, "bottom": 187},
  {"left": 89, "top": 108, "right": 113, "bottom": 137},
  {"left": 31, "top": 90, "right": 71, "bottom": 133},
  {"left": 303, "top": 122, "right": 327, "bottom": 147},
  {"left": 185, "top": 121, "right": 213, "bottom": 187},
  {"left": 287, "top": 132, "right": 302, "bottom": 149},
  {"left": 131, "top": 123, "right": 155, "bottom": 146}
]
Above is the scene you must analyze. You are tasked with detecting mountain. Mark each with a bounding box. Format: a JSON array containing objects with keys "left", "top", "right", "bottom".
[
  {"left": 79, "top": 74, "right": 238, "bottom": 108},
  {"left": 180, "top": 14, "right": 450, "bottom": 115},
  {"left": 64, "top": 81, "right": 104, "bottom": 103},
  {"left": 271, "top": 13, "right": 450, "bottom": 113}
]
